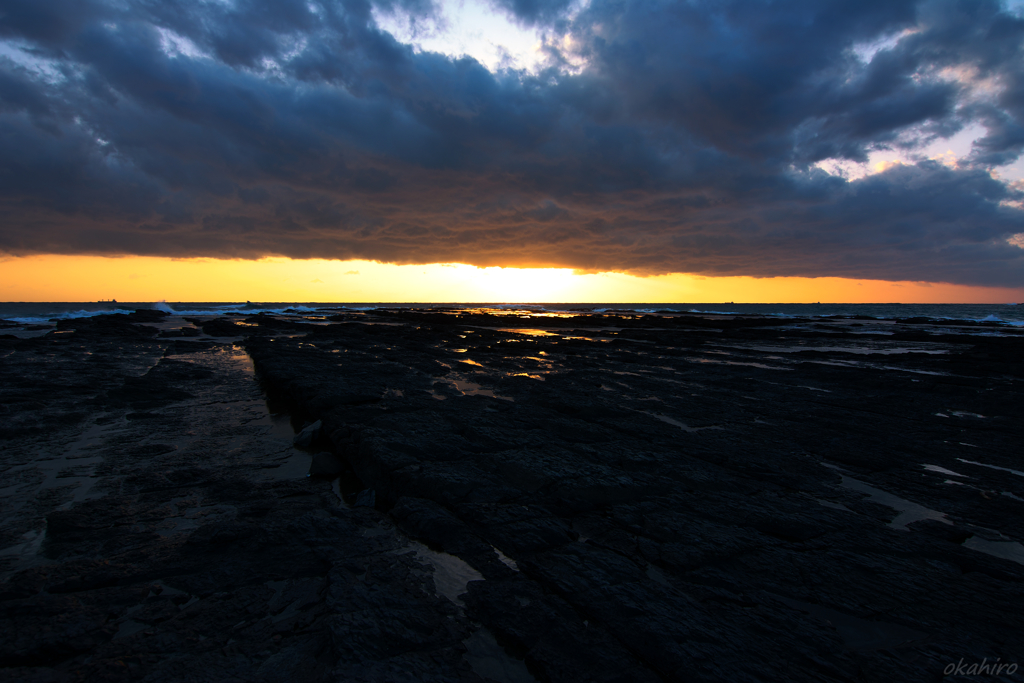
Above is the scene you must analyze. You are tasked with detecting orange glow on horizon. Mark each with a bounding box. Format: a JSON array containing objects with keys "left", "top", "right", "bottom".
[{"left": 1, "top": 254, "right": 1022, "bottom": 304}]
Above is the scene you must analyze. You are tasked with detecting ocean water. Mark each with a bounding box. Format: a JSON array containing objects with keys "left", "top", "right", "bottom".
[{"left": 0, "top": 301, "right": 1023, "bottom": 326}]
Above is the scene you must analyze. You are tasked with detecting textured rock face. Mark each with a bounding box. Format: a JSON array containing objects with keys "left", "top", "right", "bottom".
[
  {"left": 1, "top": 309, "right": 1022, "bottom": 681},
  {"left": 243, "top": 310, "right": 1024, "bottom": 681},
  {"left": 0, "top": 326, "right": 489, "bottom": 683}
]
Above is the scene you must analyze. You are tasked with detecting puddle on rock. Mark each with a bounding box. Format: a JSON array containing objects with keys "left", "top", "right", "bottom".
[
  {"left": 836, "top": 474, "right": 950, "bottom": 530},
  {"left": 245, "top": 405, "right": 314, "bottom": 482},
  {"left": 922, "top": 464, "right": 968, "bottom": 478},
  {"left": 493, "top": 546, "right": 519, "bottom": 571},
  {"left": 495, "top": 328, "right": 558, "bottom": 337},
  {"left": 508, "top": 373, "right": 545, "bottom": 381},
  {"left": 447, "top": 377, "right": 515, "bottom": 402},
  {"left": 958, "top": 458, "right": 1024, "bottom": 478},
  {"left": 637, "top": 410, "right": 722, "bottom": 433},
  {"left": 962, "top": 537, "right": 1024, "bottom": 565},
  {"left": 824, "top": 463, "right": 1024, "bottom": 565},
  {"left": 406, "top": 540, "right": 484, "bottom": 606}
]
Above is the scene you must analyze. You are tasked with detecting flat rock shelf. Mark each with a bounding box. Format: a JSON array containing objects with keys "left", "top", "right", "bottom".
[{"left": 1, "top": 307, "right": 1022, "bottom": 682}]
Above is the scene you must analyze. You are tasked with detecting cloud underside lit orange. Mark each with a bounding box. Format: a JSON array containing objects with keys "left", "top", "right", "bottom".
[{"left": 2, "top": 255, "right": 1022, "bottom": 304}]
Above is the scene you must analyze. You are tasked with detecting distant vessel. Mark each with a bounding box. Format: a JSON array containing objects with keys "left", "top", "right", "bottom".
[{"left": 98, "top": 299, "right": 117, "bottom": 303}]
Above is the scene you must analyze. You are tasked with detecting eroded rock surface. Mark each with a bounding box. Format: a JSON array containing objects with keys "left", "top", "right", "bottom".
[
  {"left": 2, "top": 309, "right": 1022, "bottom": 681},
  {"left": 246, "top": 310, "right": 1024, "bottom": 681},
  {"left": 0, "top": 319, "right": 493, "bottom": 682}
]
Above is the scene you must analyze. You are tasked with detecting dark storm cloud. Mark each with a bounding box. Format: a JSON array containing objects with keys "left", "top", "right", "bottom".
[{"left": 0, "top": 0, "right": 1023, "bottom": 286}]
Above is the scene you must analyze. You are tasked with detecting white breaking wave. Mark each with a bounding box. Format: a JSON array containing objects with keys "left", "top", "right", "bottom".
[
  {"left": 974, "top": 314, "right": 1024, "bottom": 326},
  {"left": 153, "top": 302, "right": 326, "bottom": 316}
]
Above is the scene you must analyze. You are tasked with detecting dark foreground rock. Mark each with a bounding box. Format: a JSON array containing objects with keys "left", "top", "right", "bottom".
[
  {"left": 0, "top": 325, "right": 498, "bottom": 682},
  {"left": 244, "top": 311, "right": 1024, "bottom": 681},
  {"left": 1, "top": 310, "right": 1022, "bottom": 682}
]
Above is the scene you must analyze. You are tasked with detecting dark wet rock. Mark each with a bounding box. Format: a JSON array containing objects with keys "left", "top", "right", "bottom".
[
  {"left": 293, "top": 419, "right": 322, "bottom": 448},
  {"left": 157, "top": 326, "right": 200, "bottom": 338},
  {"left": 0, "top": 333, "right": 467, "bottom": 682},
  {"left": 199, "top": 318, "right": 245, "bottom": 337},
  {"left": 238, "top": 310, "right": 1023, "bottom": 681},
  {"left": 48, "top": 311, "right": 171, "bottom": 340},
  {"left": 243, "top": 313, "right": 321, "bottom": 334},
  {"left": 908, "top": 518, "right": 974, "bottom": 544},
  {"left": 309, "top": 451, "right": 343, "bottom": 477},
  {"left": 354, "top": 489, "right": 376, "bottom": 508},
  {"left": 126, "top": 309, "right": 171, "bottom": 323},
  {"left": 464, "top": 578, "right": 660, "bottom": 683},
  {"left": 3, "top": 310, "right": 1023, "bottom": 682}
]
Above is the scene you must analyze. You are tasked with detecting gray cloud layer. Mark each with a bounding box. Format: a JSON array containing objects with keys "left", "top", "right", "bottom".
[{"left": 1, "top": 0, "right": 1023, "bottom": 286}]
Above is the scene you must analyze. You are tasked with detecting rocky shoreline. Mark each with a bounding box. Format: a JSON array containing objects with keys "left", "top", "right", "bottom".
[{"left": 1, "top": 308, "right": 1022, "bottom": 681}]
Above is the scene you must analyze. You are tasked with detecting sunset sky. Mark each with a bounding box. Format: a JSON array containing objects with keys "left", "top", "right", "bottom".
[{"left": 2, "top": 0, "right": 1024, "bottom": 302}]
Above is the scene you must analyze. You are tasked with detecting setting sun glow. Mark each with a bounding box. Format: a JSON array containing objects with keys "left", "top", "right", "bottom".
[{"left": 2, "top": 255, "right": 1021, "bottom": 304}]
